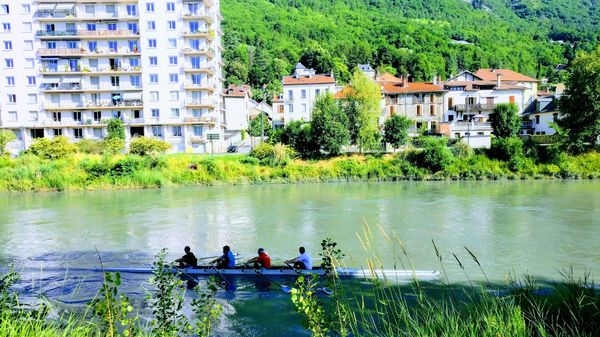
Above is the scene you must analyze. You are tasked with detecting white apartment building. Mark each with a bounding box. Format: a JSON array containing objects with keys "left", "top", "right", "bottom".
[
  {"left": 0, "top": 0, "right": 225, "bottom": 155},
  {"left": 280, "top": 63, "right": 336, "bottom": 124}
]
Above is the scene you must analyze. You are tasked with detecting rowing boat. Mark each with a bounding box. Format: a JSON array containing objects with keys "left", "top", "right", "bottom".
[{"left": 94, "top": 266, "right": 440, "bottom": 281}]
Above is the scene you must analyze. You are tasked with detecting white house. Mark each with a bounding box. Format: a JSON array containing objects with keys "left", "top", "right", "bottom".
[
  {"left": 280, "top": 63, "right": 336, "bottom": 124},
  {"left": 475, "top": 68, "right": 539, "bottom": 109},
  {"left": 223, "top": 84, "right": 252, "bottom": 143},
  {"left": 0, "top": 0, "right": 225, "bottom": 155},
  {"left": 521, "top": 94, "right": 561, "bottom": 136}
]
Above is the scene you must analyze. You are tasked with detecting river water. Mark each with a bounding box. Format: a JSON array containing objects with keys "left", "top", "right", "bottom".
[{"left": 1, "top": 181, "right": 599, "bottom": 336}]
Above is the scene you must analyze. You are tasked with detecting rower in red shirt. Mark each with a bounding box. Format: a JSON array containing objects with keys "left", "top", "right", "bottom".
[{"left": 247, "top": 248, "right": 271, "bottom": 269}]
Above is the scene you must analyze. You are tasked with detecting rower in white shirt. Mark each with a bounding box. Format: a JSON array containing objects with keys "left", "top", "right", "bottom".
[{"left": 285, "top": 246, "right": 312, "bottom": 270}]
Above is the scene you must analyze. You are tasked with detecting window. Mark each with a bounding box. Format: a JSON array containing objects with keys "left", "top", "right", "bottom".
[
  {"left": 448, "top": 115, "right": 454, "bottom": 122},
  {"left": 170, "top": 108, "right": 180, "bottom": 117},
  {"left": 130, "top": 75, "right": 140, "bottom": 87},
  {"left": 67, "top": 41, "right": 77, "bottom": 49},
  {"left": 288, "top": 104, "right": 293, "bottom": 113},
  {"left": 149, "top": 56, "right": 157, "bottom": 66},
  {"left": 129, "top": 58, "right": 140, "bottom": 67},
  {"left": 169, "top": 56, "right": 177, "bottom": 65},
  {"left": 110, "top": 76, "right": 120, "bottom": 87},
  {"left": 74, "top": 128, "right": 83, "bottom": 139},
  {"left": 107, "top": 23, "right": 116, "bottom": 31},
  {"left": 22, "top": 4, "right": 30, "bottom": 14},
  {"left": 108, "top": 41, "right": 118, "bottom": 51},
  {"left": 429, "top": 105, "right": 435, "bottom": 116},
  {"left": 93, "top": 111, "right": 101, "bottom": 121},
  {"left": 126, "top": 4, "right": 137, "bottom": 16},
  {"left": 167, "top": 38, "right": 177, "bottom": 48},
  {"left": 193, "top": 125, "right": 203, "bottom": 136},
  {"left": 146, "top": 2, "right": 154, "bottom": 12},
  {"left": 189, "top": 39, "right": 200, "bottom": 50},
  {"left": 553, "top": 113, "right": 559, "bottom": 122},
  {"left": 7, "top": 94, "right": 16, "bottom": 103},
  {"left": 85, "top": 5, "right": 95, "bottom": 14},
  {"left": 53, "top": 129, "right": 62, "bottom": 136},
  {"left": 535, "top": 115, "right": 540, "bottom": 124},
  {"left": 148, "top": 39, "right": 156, "bottom": 48},
  {"left": 27, "top": 76, "right": 36, "bottom": 85},
  {"left": 25, "top": 58, "right": 34, "bottom": 68},
  {"left": 169, "top": 73, "right": 178, "bottom": 83},
  {"left": 149, "top": 91, "right": 159, "bottom": 101},
  {"left": 166, "top": 2, "right": 175, "bottom": 11},
  {"left": 152, "top": 125, "right": 162, "bottom": 137},
  {"left": 172, "top": 126, "right": 182, "bottom": 137},
  {"left": 6, "top": 76, "right": 14, "bottom": 85},
  {"left": 73, "top": 111, "right": 81, "bottom": 122},
  {"left": 47, "top": 41, "right": 56, "bottom": 49},
  {"left": 416, "top": 105, "right": 422, "bottom": 116},
  {"left": 31, "top": 129, "right": 44, "bottom": 138},
  {"left": 301, "top": 89, "right": 306, "bottom": 99},
  {"left": 29, "top": 111, "right": 38, "bottom": 121},
  {"left": 128, "top": 40, "right": 138, "bottom": 52},
  {"left": 169, "top": 91, "right": 179, "bottom": 100},
  {"left": 27, "top": 94, "right": 37, "bottom": 104},
  {"left": 105, "top": 4, "right": 116, "bottom": 16},
  {"left": 5, "top": 58, "right": 13, "bottom": 68},
  {"left": 3, "top": 40, "right": 10, "bottom": 50},
  {"left": 151, "top": 109, "right": 159, "bottom": 117},
  {"left": 302, "top": 104, "right": 307, "bottom": 113},
  {"left": 477, "top": 132, "right": 484, "bottom": 136},
  {"left": 88, "top": 41, "right": 97, "bottom": 52},
  {"left": 288, "top": 90, "right": 293, "bottom": 100},
  {"left": 1, "top": 5, "right": 9, "bottom": 14},
  {"left": 189, "top": 21, "right": 199, "bottom": 33},
  {"left": 86, "top": 23, "right": 96, "bottom": 31},
  {"left": 192, "top": 74, "right": 201, "bottom": 84},
  {"left": 191, "top": 57, "right": 200, "bottom": 69},
  {"left": 315, "top": 89, "right": 320, "bottom": 96},
  {"left": 147, "top": 21, "right": 155, "bottom": 30},
  {"left": 24, "top": 40, "right": 33, "bottom": 50},
  {"left": 52, "top": 112, "right": 61, "bottom": 122},
  {"left": 167, "top": 21, "right": 176, "bottom": 30},
  {"left": 2, "top": 22, "right": 9, "bottom": 31},
  {"left": 149, "top": 74, "right": 158, "bottom": 83},
  {"left": 93, "top": 128, "right": 103, "bottom": 139},
  {"left": 127, "top": 23, "right": 138, "bottom": 34},
  {"left": 8, "top": 111, "right": 16, "bottom": 121}
]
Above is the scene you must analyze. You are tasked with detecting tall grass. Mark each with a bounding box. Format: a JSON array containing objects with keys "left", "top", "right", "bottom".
[{"left": 1, "top": 151, "right": 600, "bottom": 192}]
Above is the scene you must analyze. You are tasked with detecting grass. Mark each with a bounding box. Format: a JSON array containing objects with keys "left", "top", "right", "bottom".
[{"left": 0, "top": 151, "right": 599, "bottom": 192}]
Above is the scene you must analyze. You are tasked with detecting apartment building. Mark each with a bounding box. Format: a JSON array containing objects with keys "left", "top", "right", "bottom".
[
  {"left": 0, "top": 0, "right": 224, "bottom": 155},
  {"left": 280, "top": 63, "right": 336, "bottom": 124}
]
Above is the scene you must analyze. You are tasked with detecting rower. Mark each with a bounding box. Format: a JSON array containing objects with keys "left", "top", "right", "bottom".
[
  {"left": 175, "top": 246, "right": 198, "bottom": 268},
  {"left": 286, "top": 246, "right": 312, "bottom": 270},
  {"left": 212, "top": 245, "right": 235, "bottom": 269},
  {"left": 247, "top": 248, "right": 271, "bottom": 269}
]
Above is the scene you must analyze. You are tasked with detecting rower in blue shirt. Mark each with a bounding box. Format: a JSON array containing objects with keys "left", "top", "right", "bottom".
[{"left": 212, "top": 245, "right": 236, "bottom": 269}]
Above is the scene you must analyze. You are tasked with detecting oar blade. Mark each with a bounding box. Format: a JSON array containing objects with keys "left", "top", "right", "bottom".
[{"left": 281, "top": 285, "right": 292, "bottom": 294}]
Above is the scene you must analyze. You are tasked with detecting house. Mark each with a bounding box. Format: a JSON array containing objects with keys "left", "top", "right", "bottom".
[
  {"left": 377, "top": 73, "right": 446, "bottom": 132},
  {"left": 223, "top": 84, "right": 252, "bottom": 143},
  {"left": 271, "top": 95, "right": 285, "bottom": 128},
  {"left": 437, "top": 117, "right": 493, "bottom": 149},
  {"left": 474, "top": 68, "right": 539, "bottom": 108},
  {"left": 358, "top": 64, "right": 376, "bottom": 80},
  {"left": 520, "top": 94, "right": 561, "bottom": 136},
  {"left": 280, "top": 63, "right": 336, "bottom": 124}
]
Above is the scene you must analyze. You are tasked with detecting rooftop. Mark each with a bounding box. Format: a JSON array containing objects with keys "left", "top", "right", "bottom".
[
  {"left": 475, "top": 69, "right": 539, "bottom": 83},
  {"left": 283, "top": 74, "right": 336, "bottom": 85},
  {"left": 224, "top": 84, "right": 252, "bottom": 97}
]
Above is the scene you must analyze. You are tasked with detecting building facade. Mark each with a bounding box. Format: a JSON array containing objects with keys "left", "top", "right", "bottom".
[
  {"left": 0, "top": 0, "right": 224, "bottom": 155},
  {"left": 280, "top": 63, "right": 336, "bottom": 124}
]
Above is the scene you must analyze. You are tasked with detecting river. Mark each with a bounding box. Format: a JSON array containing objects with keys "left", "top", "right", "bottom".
[{"left": 1, "top": 181, "right": 599, "bottom": 336}]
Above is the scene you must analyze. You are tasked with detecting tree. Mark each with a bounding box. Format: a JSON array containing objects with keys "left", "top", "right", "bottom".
[
  {"left": 106, "top": 118, "right": 125, "bottom": 140},
  {"left": 383, "top": 115, "right": 412, "bottom": 150},
  {"left": 558, "top": 46, "right": 600, "bottom": 153},
  {"left": 247, "top": 112, "right": 272, "bottom": 138},
  {"left": 489, "top": 103, "right": 521, "bottom": 138},
  {"left": 345, "top": 71, "right": 382, "bottom": 152},
  {"left": 311, "top": 94, "right": 350, "bottom": 156},
  {"left": 0, "top": 130, "right": 16, "bottom": 156}
]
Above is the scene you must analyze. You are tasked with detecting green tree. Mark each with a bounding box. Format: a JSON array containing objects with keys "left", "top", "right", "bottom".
[
  {"left": 345, "top": 71, "right": 382, "bottom": 152},
  {"left": 558, "top": 47, "right": 600, "bottom": 153},
  {"left": 490, "top": 103, "right": 521, "bottom": 138},
  {"left": 311, "top": 94, "right": 350, "bottom": 156},
  {"left": 247, "top": 112, "right": 272, "bottom": 138},
  {"left": 28, "top": 136, "right": 77, "bottom": 160},
  {"left": 383, "top": 115, "right": 412, "bottom": 150},
  {"left": 377, "top": 64, "right": 397, "bottom": 76},
  {"left": 106, "top": 118, "right": 125, "bottom": 140},
  {"left": 0, "top": 130, "right": 16, "bottom": 156}
]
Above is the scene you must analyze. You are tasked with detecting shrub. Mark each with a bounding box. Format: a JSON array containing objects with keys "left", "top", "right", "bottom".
[
  {"left": 76, "top": 139, "right": 104, "bottom": 154},
  {"left": 101, "top": 138, "right": 125, "bottom": 155},
  {"left": 250, "top": 142, "right": 295, "bottom": 166},
  {"left": 408, "top": 137, "right": 454, "bottom": 172},
  {"left": 239, "top": 156, "right": 260, "bottom": 165},
  {"left": 28, "top": 136, "right": 77, "bottom": 160},
  {"left": 489, "top": 137, "right": 524, "bottom": 162},
  {"left": 129, "top": 137, "right": 171, "bottom": 156},
  {"left": 106, "top": 118, "right": 125, "bottom": 140},
  {"left": 452, "top": 141, "right": 474, "bottom": 158},
  {"left": 0, "top": 130, "right": 16, "bottom": 156}
]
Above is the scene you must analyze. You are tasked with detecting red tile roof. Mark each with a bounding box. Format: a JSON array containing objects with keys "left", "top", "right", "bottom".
[
  {"left": 224, "top": 84, "right": 252, "bottom": 97},
  {"left": 444, "top": 81, "right": 524, "bottom": 91},
  {"left": 381, "top": 82, "right": 445, "bottom": 94},
  {"left": 475, "top": 69, "right": 539, "bottom": 82},
  {"left": 376, "top": 73, "right": 403, "bottom": 84},
  {"left": 283, "top": 74, "right": 336, "bottom": 85}
]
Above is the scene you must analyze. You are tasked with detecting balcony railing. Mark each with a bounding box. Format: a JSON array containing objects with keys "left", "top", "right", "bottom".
[
  {"left": 45, "top": 100, "right": 143, "bottom": 109},
  {"left": 38, "top": 48, "right": 141, "bottom": 56},
  {"left": 184, "top": 116, "right": 217, "bottom": 124},
  {"left": 40, "top": 66, "right": 142, "bottom": 74},
  {"left": 449, "top": 121, "right": 493, "bottom": 131},
  {"left": 452, "top": 104, "right": 497, "bottom": 112}
]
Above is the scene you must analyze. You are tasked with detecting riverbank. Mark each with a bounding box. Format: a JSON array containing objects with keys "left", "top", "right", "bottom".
[{"left": 1, "top": 151, "right": 599, "bottom": 192}]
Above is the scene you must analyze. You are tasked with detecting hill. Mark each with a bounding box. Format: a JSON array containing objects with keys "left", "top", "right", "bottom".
[{"left": 220, "top": 0, "right": 600, "bottom": 96}]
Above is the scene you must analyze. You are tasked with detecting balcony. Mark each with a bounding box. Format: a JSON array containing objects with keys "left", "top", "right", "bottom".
[
  {"left": 190, "top": 136, "right": 207, "bottom": 143},
  {"left": 38, "top": 48, "right": 141, "bottom": 57},
  {"left": 36, "top": 13, "right": 140, "bottom": 22},
  {"left": 37, "top": 0, "right": 138, "bottom": 3},
  {"left": 449, "top": 121, "right": 493, "bottom": 132},
  {"left": 452, "top": 104, "right": 497, "bottom": 112},
  {"left": 182, "top": 48, "right": 215, "bottom": 57},
  {"left": 37, "top": 29, "right": 139, "bottom": 39},
  {"left": 182, "top": 30, "right": 215, "bottom": 40},
  {"left": 184, "top": 116, "right": 217, "bottom": 124},
  {"left": 42, "top": 85, "right": 142, "bottom": 93},
  {"left": 40, "top": 66, "right": 142, "bottom": 75},
  {"left": 125, "top": 118, "right": 146, "bottom": 125},
  {"left": 183, "top": 67, "right": 216, "bottom": 75},
  {"left": 182, "top": 11, "right": 213, "bottom": 23},
  {"left": 45, "top": 100, "right": 143, "bottom": 111},
  {"left": 185, "top": 82, "right": 216, "bottom": 92}
]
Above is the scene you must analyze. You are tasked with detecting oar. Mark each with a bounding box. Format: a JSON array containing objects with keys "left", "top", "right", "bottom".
[
  {"left": 244, "top": 262, "right": 291, "bottom": 294},
  {"left": 209, "top": 262, "right": 230, "bottom": 288},
  {"left": 284, "top": 261, "right": 333, "bottom": 295},
  {"left": 197, "top": 252, "right": 243, "bottom": 261}
]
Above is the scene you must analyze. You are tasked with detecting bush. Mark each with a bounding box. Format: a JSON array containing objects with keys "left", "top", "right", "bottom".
[
  {"left": 452, "top": 141, "right": 474, "bottom": 158},
  {"left": 76, "top": 139, "right": 103, "bottom": 154},
  {"left": 239, "top": 156, "right": 260, "bottom": 165},
  {"left": 489, "top": 137, "right": 525, "bottom": 162},
  {"left": 128, "top": 137, "right": 171, "bottom": 156},
  {"left": 250, "top": 142, "right": 296, "bottom": 166},
  {"left": 408, "top": 137, "right": 454, "bottom": 172},
  {"left": 0, "top": 130, "right": 16, "bottom": 156},
  {"left": 101, "top": 138, "right": 125, "bottom": 155},
  {"left": 28, "top": 136, "right": 77, "bottom": 160}
]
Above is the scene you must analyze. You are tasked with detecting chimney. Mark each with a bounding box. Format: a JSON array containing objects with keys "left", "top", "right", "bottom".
[
  {"left": 402, "top": 75, "right": 408, "bottom": 88},
  {"left": 496, "top": 73, "right": 502, "bottom": 88},
  {"left": 432, "top": 74, "right": 438, "bottom": 85}
]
